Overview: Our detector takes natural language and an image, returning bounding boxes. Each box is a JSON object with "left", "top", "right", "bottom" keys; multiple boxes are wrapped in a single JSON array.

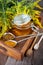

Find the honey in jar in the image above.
[{"left": 11, "top": 14, "right": 32, "bottom": 36}]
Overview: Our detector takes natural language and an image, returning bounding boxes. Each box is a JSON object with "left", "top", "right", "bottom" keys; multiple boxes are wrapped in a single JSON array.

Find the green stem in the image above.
[
  {"left": 0, "top": 0, "right": 7, "bottom": 38},
  {"left": 1, "top": 0, "right": 6, "bottom": 21}
]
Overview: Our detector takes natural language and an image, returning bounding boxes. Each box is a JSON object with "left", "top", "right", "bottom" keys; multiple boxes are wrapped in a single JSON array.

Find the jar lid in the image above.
[{"left": 12, "top": 14, "right": 31, "bottom": 26}]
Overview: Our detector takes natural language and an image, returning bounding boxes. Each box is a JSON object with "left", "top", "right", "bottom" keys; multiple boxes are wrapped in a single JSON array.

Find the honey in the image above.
[
  {"left": 3, "top": 33, "right": 15, "bottom": 40},
  {"left": 11, "top": 27, "right": 32, "bottom": 36},
  {"left": 4, "top": 40, "right": 17, "bottom": 47}
]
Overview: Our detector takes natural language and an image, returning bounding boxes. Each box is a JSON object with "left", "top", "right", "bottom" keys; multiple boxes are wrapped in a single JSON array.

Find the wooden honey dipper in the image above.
[{"left": 26, "top": 36, "right": 38, "bottom": 56}]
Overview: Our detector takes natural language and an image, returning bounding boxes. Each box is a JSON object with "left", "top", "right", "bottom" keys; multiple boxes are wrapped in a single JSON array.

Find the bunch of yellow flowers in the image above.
[
  {"left": 6, "top": 0, "right": 43, "bottom": 28},
  {"left": 0, "top": 0, "right": 43, "bottom": 38}
]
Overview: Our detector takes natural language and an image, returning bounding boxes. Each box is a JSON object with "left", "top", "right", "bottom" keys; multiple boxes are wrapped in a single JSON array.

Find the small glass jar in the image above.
[{"left": 11, "top": 14, "right": 32, "bottom": 36}]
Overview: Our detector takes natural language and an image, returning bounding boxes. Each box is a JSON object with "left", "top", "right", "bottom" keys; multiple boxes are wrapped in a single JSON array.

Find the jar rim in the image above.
[{"left": 12, "top": 14, "right": 31, "bottom": 26}]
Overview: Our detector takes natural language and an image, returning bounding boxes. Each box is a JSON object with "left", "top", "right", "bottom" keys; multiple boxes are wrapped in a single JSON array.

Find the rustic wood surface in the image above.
[
  {"left": 0, "top": 53, "right": 7, "bottom": 65},
  {"left": 5, "top": 40, "right": 43, "bottom": 65},
  {"left": 0, "top": 29, "right": 33, "bottom": 61},
  {"left": 0, "top": 39, "right": 43, "bottom": 65}
]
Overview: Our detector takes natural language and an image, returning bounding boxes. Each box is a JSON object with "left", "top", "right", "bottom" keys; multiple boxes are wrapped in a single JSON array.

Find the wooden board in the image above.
[{"left": 0, "top": 30, "right": 36, "bottom": 60}]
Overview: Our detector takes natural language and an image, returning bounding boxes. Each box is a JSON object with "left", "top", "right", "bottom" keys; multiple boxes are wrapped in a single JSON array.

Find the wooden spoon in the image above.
[{"left": 26, "top": 36, "right": 38, "bottom": 56}]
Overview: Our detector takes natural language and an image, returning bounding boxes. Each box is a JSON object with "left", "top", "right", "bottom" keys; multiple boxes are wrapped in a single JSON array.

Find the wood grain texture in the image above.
[
  {"left": 0, "top": 41, "right": 23, "bottom": 60},
  {"left": 21, "top": 32, "right": 36, "bottom": 55},
  {"left": 0, "top": 53, "right": 7, "bottom": 65}
]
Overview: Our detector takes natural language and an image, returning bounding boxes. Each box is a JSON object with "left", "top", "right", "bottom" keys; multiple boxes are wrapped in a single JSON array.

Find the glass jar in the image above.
[{"left": 11, "top": 14, "right": 32, "bottom": 36}]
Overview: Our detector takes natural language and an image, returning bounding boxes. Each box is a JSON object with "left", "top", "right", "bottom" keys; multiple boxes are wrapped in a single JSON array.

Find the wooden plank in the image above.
[
  {"left": 21, "top": 32, "right": 36, "bottom": 55},
  {"left": 0, "top": 53, "right": 7, "bottom": 65},
  {"left": 0, "top": 42, "right": 23, "bottom": 60}
]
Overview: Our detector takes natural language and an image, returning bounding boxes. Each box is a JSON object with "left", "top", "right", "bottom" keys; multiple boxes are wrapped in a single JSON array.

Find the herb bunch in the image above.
[
  {"left": 0, "top": 0, "right": 43, "bottom": 38},
  {"left": 0, "top": 0, "right": 13, "bottom": 38},
  {"left": 6, "top": 0, "right": 43, "bottom": 28},
  {"left": 11, "top": 0, "right": 43, "bottom": 28}
]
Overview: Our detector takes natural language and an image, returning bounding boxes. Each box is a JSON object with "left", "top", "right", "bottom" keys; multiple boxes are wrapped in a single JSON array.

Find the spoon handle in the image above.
[
  {"left": 17, "top": 33, "right": 43, "bottom": 43},
  {"left": 37, "top": 35, "right": 43, "bottom": 45},
  {"left": 34, "top": 35, "right": 43, "bottom": 50}
]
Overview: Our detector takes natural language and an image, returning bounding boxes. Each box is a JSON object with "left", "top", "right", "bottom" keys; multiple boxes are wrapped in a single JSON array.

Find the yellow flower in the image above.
[
  {"left": 33, "top": 17, "right": 43, "bottom": 28},
  {"left": 36, "top": 4, "right": 43, "bottom": 9}
]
